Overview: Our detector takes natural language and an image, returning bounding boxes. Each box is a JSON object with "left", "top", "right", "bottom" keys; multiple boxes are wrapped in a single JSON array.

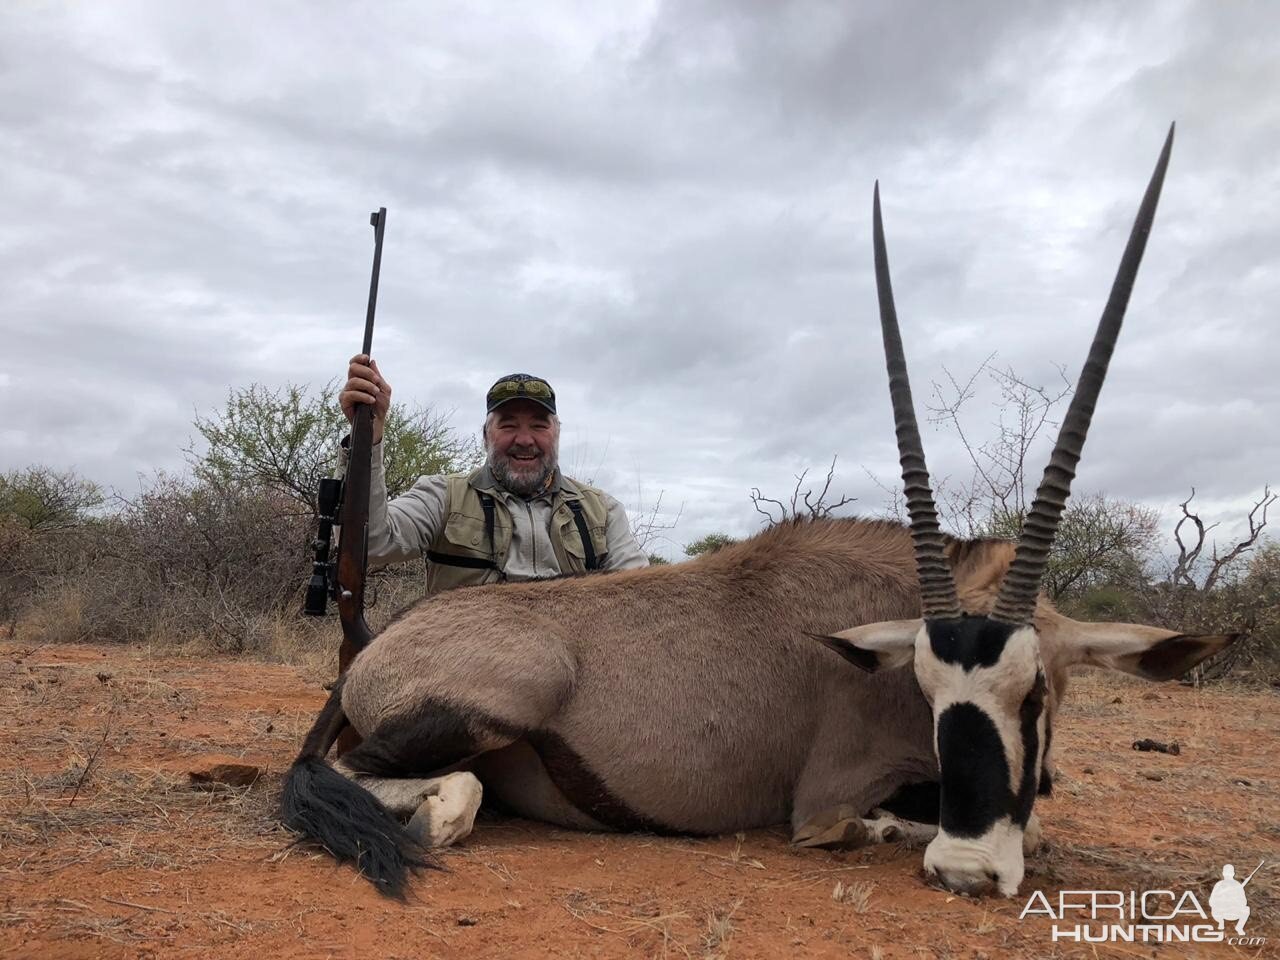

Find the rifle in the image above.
[{"left": 304, "top": 207, "right": 387, "bottom": 682}]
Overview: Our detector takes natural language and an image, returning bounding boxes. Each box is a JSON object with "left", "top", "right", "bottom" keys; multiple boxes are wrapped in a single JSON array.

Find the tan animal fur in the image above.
[{"left": 337, "top": 520, "right": 1213, "bottom": 839}]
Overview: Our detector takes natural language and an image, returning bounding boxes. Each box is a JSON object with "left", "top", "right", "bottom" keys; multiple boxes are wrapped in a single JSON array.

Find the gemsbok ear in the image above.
[
  {"left": 1065, "top": 621, "right": 1241, "bottom": 681},
  {"left": 810, "top": 619, "right": 921, "bottom": 673}
]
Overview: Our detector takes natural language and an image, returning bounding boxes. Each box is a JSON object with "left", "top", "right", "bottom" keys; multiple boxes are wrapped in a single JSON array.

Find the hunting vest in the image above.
[{"left": 423, "top": 467, "right": 611, "bottom": 595}]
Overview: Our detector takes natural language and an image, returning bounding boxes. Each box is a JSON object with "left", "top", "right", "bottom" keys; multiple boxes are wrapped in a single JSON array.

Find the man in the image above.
[{"left": 339, "top": 355, "right": 648, "bottom": 594}]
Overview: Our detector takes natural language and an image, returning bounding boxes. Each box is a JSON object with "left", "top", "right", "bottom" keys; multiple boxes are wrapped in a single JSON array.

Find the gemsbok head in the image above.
[{"left": 822, "top": 124, "right": 1238, "bottom": 896}]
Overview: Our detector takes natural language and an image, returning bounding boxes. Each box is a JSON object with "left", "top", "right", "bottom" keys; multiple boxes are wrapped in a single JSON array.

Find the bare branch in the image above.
[
  {"left": 1202, "top": 486, "right": 1275, "bottom": 591},
  {"left": 751, "top": 456, "right": 855, "bottom": 526},
  {"left": 789, "top": 469, "right": 808, "bottom": 519},
  {"left": 749, "top": 488, "right": 788, "bottom": 526},
  {"left": 1171, "top": 489, "right": 1216, "bottom": 589},
  {"left": 924, "top": 356, "right": 1074, "bottom": 534},
  {"left": 1172, "top": 488, "right": 1202, "bottom": 587},
  {"left": 629, "top": 485, "right": 684, "bottom": 551},
  {"left": 863, "top": 467, "right": 905, "bottom": 523}
]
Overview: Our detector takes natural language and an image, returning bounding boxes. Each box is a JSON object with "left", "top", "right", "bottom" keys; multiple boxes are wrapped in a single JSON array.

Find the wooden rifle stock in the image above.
[{"left": 335, "top": 207, "right": 387, "bottom": 676}]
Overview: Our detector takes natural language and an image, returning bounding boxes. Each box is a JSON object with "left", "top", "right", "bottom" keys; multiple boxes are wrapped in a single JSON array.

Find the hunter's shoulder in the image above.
[
  {"left": 560, "top": 477, "right": 633, "bottom": 520},
  {"left": 398, "top": 473, "right": 456, "bottom": 499},
  {"left": 558, "top": 474, "right": 613, "bottom": 500}
]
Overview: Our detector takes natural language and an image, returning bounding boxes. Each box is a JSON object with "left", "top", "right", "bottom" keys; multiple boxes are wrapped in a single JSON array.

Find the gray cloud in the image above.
[{"left": 2, "top": 1, "right": 1276, "bottom": 558}]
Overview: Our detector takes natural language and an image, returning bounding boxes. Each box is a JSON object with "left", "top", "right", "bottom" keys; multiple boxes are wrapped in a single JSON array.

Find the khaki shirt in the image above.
[{"left": 364, "top": 443, "right": 648, "bottom": 579}]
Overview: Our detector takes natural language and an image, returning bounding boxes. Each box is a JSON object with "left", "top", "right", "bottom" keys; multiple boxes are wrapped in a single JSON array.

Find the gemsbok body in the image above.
[{"left": 282, "top": 123, "right": 1236, "bottom": 898}]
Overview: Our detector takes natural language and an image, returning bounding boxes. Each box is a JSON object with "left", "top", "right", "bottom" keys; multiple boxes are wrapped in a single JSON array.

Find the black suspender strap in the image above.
[
  {"left": 424, "top": 492, "right": 503, "bottom": 573},
  {"left": 425, "top": 551, "right": 500, "bottom": 570},
  {"left": 480, "top": 493, "right": 498, "bottom": 566},
  {"left": 566, "top": 500, "right": 601, "bottom": 571}
]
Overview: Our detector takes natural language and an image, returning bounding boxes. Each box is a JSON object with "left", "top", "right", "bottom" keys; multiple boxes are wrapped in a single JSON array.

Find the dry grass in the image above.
[
  {"left": 0, "top": 644, "right": 307, "bottom": 894},
  {"left": 831, "top": 879, "right": 875, "bottom": 911},
  {"left": 0, "top": 761, "right": 287, "bottom": 874},
  {"left": 13, "top": 583, "right": 338, "bottom": 672},
  {"left": 0, "top": 894, "right": 287, "bottom": 948},
  {"left": 562, "top": 890, "right": 694, "bottom": 958},
  {"left": 701, "top": 898, "right": 742, "bottom": 955},
  {"left": 973, "top": 909, "right": 997, "bottom": 935},
  {"left": 13, "top": 586, "right": 93, "bottom": 646}
]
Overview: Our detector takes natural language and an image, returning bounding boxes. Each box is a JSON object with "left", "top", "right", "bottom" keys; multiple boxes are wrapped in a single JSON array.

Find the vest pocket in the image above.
[
  {"left": 441, "top": 512, "right": 496, "bottom": 559},
  {"left": 424, "top": 513, "right": 503, "bottom": 595},
  {"left": 559, "top": 514, "right": 608, "bottom": 571}
]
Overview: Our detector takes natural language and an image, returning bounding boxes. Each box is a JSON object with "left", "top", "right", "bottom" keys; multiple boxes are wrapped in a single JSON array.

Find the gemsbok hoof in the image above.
[
  {"left": 405, "top": 772, "right": 483, "bottom": 849},
  {"left": 792, "top": 805, "right": 872, "bottom": 850}
]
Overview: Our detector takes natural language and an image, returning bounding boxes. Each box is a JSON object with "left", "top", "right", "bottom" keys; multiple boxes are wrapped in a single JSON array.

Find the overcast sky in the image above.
[{"left": 3, "top": 1, "right": 1277, "bottom": 560}]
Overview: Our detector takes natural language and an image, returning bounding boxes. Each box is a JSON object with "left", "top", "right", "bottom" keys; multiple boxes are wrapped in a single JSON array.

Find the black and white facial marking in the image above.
[{"left": 912, "top": 617, "right": 1050, "bottom": 897}]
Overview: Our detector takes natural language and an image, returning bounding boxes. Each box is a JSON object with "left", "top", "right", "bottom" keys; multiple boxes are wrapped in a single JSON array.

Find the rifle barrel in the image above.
[{"left": 363, "top": 208, "right": 386, "bottom": 355}]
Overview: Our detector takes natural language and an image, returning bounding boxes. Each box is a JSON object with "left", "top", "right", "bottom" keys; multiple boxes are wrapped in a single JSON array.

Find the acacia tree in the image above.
[
  {"left": 0, "top": 466, "right": 102, "bottom": 531},
  {"left": 685, "top": 533, "right": 738, "bottom": 558},
  {"left": 188, "top": 381, "right": 480, "bottom": 516},
  {"left": 1041, "top": 494, "right": 1159, "bottom": 601}
]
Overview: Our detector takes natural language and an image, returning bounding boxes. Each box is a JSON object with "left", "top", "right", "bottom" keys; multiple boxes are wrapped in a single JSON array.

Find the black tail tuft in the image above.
[{"left": 280, "top": 756, "right": 436, "bottom": 899}]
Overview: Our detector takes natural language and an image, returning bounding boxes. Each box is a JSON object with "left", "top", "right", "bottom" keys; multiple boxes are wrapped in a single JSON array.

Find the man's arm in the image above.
[
  {"left": 337, "top": 354, "right": 449, "bottom": 567},
  {"left": 337, "top": 439, "right": 449, "bottom": 567},
  {"left": 599, "top": 492, "right": 650, "bottom": 571}
]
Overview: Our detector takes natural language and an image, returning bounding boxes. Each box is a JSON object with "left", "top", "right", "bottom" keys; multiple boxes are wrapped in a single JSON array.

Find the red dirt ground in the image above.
[{"left": 0, "top": 641, "right": 1275, "bottom": 959}]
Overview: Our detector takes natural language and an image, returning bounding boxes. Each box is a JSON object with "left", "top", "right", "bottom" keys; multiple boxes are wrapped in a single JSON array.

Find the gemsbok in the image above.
[{"left": 282, "top": 122, "right": 1236, "bottom": 898}]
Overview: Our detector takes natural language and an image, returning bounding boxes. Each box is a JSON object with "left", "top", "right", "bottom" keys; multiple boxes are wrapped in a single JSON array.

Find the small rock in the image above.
[
  {"left": 1141, "top": 691, "right": 1161, "bottom": 701},
  {"left": 96, "top": 671, "right": 113, "bottom": 683},
  {"left": 1082, "top": 767, "right": 1095, "bottom": 775},
  {"left": 1110, "top": 696, "right": 1123, "bottom": 704},
  {"left": 1141, "top": 771, "right": 1164, "bottom": 782},
  {"left": 1132, "top": 739, "right": 1180, "bottom": 755},
  {"left": 187, "top": 755, "right": 263, "bottom": 787},
  {"left": 457, "top": 916, "right": 478, "bottom": 927},
  {"left": 1232, "top": 778, "right": 1252, "bottom": 787}
]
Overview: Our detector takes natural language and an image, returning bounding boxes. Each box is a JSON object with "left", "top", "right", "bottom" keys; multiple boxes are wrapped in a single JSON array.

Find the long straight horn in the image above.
[
  {"left": 874, "top": 183, "right": 962, "bottom": 621},
  {"left": 991, "top": 124, "right": 1175, "bottom": 625}
]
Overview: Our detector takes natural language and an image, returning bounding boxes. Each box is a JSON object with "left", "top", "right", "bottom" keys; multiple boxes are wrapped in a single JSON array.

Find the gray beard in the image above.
[{"left": 488, "top": 450, "right": 557, "bottom": 498}]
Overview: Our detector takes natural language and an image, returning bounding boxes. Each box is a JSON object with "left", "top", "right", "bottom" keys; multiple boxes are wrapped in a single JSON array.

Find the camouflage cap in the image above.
[{"left": 485, "top": 373, "right": 557, "bottom": 415}]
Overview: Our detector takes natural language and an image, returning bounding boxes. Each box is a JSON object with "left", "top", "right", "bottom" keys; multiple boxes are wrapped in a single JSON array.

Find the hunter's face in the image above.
[{"left": 486, "top": 399, "right": 559, "bottom": 497}]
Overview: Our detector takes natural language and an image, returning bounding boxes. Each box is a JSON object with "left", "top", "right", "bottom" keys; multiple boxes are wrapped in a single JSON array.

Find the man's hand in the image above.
[{"left": 339, "top": 354, "right": 392, "bottom": 445}]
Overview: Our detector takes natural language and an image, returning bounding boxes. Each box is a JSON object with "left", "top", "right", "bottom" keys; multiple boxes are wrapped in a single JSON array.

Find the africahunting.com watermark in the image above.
[{"left": 1020, "top": 861, "right": 1266, "bottom": 946}]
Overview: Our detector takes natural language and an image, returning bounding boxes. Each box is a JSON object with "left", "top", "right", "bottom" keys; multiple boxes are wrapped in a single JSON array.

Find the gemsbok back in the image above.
[{"left": 282, "top": 123, "right": 1237, "bottom": 898}]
